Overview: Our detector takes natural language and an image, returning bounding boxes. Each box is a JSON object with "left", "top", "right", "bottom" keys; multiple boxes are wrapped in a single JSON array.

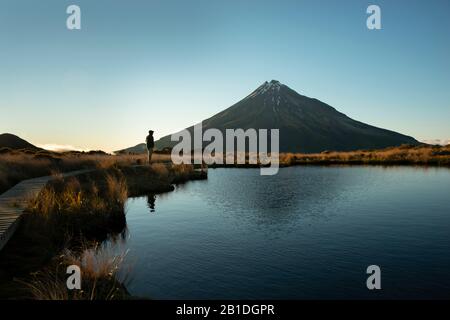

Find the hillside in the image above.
[{"left": 0, "top": 133, "right": 41, "bottom": 151}]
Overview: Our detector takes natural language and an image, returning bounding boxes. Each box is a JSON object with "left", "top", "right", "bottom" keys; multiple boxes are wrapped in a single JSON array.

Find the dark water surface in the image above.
[{"left": 113, "top": 167, "right": 450, "bottom": 299}]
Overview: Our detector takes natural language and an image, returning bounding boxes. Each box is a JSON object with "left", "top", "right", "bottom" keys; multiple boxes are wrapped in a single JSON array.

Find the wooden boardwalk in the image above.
[{"left": 0, "top": 170, "right": 93, "bottom": 251}]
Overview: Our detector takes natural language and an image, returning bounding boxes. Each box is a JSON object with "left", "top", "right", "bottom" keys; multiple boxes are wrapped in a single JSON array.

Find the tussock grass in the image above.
[
  {"left": 28, "top": 172, "right": 127, "bottom": 217},
  {"left": 150, "top": 163, "right": 170, "bottom": 179},
  {"left": 11, "top": 169, "right": 128, "bottom": 257},
  {"left": 22, "top": 243, "right": 129, "bottom": 300}
]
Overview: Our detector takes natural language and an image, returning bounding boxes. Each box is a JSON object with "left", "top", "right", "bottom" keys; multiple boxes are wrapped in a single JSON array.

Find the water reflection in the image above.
[
  {"left": 198, "top": 167, "right": 365, "bottom": 231},
  {"left": 146, "top": 194, "right": 156, "bottom": 213}
]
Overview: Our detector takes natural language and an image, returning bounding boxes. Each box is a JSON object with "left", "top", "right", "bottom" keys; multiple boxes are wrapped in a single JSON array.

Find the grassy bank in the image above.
[
  {"left": 207, "top": 144, "right": 450, "bottom": 168},
  {"left": 283, "top": 144, "right": 450, "bottom": 166},
  {"left": 0, "top": 163, "right": 206, "bottom": 299},
  {"left": 0, "top": 149, "right": 171, "bottom": 194}
]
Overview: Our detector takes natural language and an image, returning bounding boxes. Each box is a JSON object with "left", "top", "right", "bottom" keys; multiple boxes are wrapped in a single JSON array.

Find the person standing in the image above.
[{"left": 146, "top": 130, "right": 155, "bottom": 164}]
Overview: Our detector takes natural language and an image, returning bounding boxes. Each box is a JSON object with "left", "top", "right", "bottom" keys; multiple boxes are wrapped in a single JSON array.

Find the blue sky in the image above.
[{"left": 1, "top": 0, "right": 449, "bottom": 151}]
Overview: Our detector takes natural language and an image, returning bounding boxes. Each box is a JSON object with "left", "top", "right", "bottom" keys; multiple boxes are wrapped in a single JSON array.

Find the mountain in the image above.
[
  {"left": 119, "top": 80, "right": 418, "bottom": 154},
  {"left": 0, "top": 133, "right": 41, "bottom": 150}
]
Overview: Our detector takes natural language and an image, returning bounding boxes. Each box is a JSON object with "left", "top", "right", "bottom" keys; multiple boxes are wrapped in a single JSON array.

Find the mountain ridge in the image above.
[{"left": 117, "top": 80, "right": 418, "bottom": 154}]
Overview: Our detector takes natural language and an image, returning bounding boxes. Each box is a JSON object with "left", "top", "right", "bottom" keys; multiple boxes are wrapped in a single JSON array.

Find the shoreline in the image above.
[
  {"left": 209, "top": 161, "right": 450, "bottom": 169},
  {"left": 208, "top": 144, "right": 450, "bottom": 169},
  {"left": 0, "top": 164, "right": 207, "bottom": 300}
]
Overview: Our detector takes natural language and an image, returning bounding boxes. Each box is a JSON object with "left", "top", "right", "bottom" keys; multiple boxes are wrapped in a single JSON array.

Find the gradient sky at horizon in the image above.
[{"left": 1, "top": 0, "right": 449, "bottom": 152}]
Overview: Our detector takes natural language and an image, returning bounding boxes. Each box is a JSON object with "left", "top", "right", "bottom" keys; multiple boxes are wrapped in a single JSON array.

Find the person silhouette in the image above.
[{"left": 146, "top": 130, "right": 155, "bottom": 164}]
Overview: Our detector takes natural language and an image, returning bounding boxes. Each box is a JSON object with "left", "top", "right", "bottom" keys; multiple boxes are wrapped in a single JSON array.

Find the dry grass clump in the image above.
[
  {"left": 22, "top": 243, "right": 129, "bottom": 300},
  {"left": 150, "top": 163, "right": 170, "bottom": 180},
  {"left": 25, "top": 170, "right": 128, "bottom": 248},
  {"left": 28, "top": 173, "right": 127, "bottom": 218},
  {"left": 169, "top": 163, "right": 196, "bottom": 182}
]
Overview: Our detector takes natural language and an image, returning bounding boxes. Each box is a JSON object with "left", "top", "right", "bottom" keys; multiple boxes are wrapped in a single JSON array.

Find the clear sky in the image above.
[{"left": 1, "top": 0, "right": 449, "bottom": 152}]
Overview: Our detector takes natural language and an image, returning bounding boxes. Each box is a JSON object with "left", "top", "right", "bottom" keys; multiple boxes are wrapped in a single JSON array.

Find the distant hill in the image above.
[
  {"left": 119, "top": 80, "right": 418, "bottom": 154},
  {"left": 115, "top": 143, "right": 147, "bottom": 154},
  {"left": 0, "top": 133, "right": 41, "bottom": 151}
]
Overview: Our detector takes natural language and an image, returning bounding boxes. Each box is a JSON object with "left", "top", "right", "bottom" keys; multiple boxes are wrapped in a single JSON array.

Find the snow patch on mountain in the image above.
[{"left": 246, "top": 80, "right": 283, "bottom": 99}]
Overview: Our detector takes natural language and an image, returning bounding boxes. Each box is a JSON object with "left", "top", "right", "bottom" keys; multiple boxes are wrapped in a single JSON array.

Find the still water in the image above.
[{"left": 114, "top": 167, "right": 450, "bottom": 299}]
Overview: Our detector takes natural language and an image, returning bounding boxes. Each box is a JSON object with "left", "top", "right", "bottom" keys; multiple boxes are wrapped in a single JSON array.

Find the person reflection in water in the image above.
[{"left": 147, "top": 194, "right": 156, "bottom": 213}]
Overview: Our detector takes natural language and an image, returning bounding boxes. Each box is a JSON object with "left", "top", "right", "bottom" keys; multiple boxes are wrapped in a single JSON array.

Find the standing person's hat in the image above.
[{"left": 149, "top": 130, "right": 154, "bottom": 134}]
